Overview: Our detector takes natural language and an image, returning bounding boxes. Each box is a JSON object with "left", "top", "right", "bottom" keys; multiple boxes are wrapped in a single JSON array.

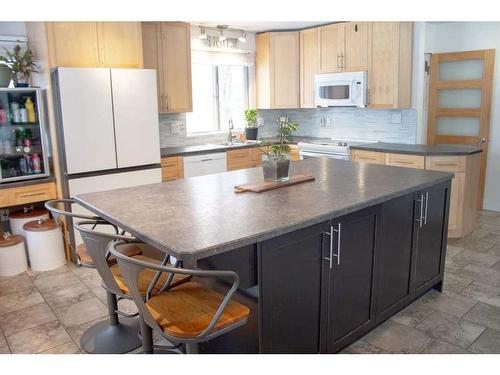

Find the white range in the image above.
[{"left": 297, "top": 139, "right": 377, "bottom": 160}]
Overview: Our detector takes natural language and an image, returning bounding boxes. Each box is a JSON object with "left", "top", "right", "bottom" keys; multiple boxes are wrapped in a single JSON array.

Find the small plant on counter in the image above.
[
  {"left": 259, "top": 118, "right": 299, "bottom": 159},
  {"left": 244, "top": 109, "right": 258, "bottom": 128},
  {"left": 0, "top": 44, "right": 38, "bottom": 87},
  {"left": 244, "top": 109, "right": 259, "bottom": 140},
  {"left": 258, "top": 117, "right": 299, "bottom": 183}
]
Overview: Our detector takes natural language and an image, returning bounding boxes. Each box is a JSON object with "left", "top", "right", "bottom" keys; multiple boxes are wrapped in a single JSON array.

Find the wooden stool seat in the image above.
[
  {"left": 77, "top": 243, "right": 143, "bottom": 267},
  {"left": 111, "top": 255, "right": 191, "bottom": 296},
  {"left": 145, "top": 281, "right": 250, "bottom": 339}
]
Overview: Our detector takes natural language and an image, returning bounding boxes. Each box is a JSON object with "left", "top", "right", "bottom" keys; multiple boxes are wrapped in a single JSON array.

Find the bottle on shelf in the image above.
[
  {"left": 25, "top": 97, "right": 36, "bottom": 123},
  {"left": 10, "top": 102, "right": 20, "bottom": 123},
  {"left": 0, "top": 102, "right": 7, "bottom": 123},
  {"left": 20, "top": 108, "right": 28, "bottom": 123},
  {"left": 32, "top": 153, "right": 42, "bottom": 174}
]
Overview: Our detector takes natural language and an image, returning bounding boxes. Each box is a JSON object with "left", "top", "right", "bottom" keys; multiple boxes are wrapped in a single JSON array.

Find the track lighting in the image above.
[
  {"left": 218, "top": 29, "right": 227, "bottom": 42},
  {"left": 199, "top": 26, "right": 208, "bottom": 40},
  {"left": 238, "top": 32, "right": 247, "bottom": 43}
]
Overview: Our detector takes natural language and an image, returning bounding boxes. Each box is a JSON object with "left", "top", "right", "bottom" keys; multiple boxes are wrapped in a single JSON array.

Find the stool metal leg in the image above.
[
  {"left": 139, "top": 316, "right": 154, "bottom": 354},
  {"left": 185, "top": 343, "right": 199, "bottom": 354},
  {"left": 79, "top": 291, "right": 142, "bottom": 354}
]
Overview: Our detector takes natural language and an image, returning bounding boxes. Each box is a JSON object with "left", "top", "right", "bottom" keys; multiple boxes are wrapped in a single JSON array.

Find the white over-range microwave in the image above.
[{"left": 314, "top": 71, "right": 367, "bottom": 107}]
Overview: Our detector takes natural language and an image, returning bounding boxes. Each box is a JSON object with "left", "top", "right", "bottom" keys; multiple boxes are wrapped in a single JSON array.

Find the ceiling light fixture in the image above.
[
  {"left": 199, "top": 26, "right": 208, "bottom": 40},
  {"left": 238, "top": 32, "right": 247, "bottom": 43},
  {"left": 218, "top": 29, "right": 227, "bottom": 42}
]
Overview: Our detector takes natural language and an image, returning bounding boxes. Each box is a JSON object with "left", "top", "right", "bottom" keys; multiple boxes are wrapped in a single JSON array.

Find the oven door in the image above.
[{"left": 299, "top": 151, "right": 349, "bottom": 160}]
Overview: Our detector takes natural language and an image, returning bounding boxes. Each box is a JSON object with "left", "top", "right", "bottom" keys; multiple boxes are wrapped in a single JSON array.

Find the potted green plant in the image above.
[
  {"left": 244, "top": 109, "right": 258, "bottom": 140},
  {"left": 0, "top": 45, "right": 38, "bottom": 87},
  {"left": 258, "top": 118, "right": 299, "bottom": 183}
]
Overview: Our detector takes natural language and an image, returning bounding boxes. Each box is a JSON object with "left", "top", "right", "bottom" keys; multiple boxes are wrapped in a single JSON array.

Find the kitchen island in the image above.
[{"left": 76, "top": 158, "right": 453, "bottom": 353}]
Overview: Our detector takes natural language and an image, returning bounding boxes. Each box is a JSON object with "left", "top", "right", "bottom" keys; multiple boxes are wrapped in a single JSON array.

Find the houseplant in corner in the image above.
[
  {"left": 0, "top": 44, "right": 38, "bottom": 87},
  {"left": 259, "top": 117, "right": 299, "bottom": 183},
  {"left": 244, "top": 109, "right": 259, "bottom": 140}
]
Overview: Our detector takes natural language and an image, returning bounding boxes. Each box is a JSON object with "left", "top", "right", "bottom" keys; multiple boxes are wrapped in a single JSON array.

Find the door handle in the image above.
[
  {"left": 416, "top": 193, "right": 424, "bottom": 228},
  {"left": 424, "top": 191, "right": 429, "bottom": 225},
  {"left": 323, "top": 226, "right": 334, "bottom": 269}
]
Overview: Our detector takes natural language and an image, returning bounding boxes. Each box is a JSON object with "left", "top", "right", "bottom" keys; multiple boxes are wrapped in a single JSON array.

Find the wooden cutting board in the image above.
[{"left": 234, "top": 174, "right": 315, "bottom": 193}]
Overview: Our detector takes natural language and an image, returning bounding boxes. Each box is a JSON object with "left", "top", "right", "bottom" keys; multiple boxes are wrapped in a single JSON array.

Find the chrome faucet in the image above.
[{"left": 227, "top": 118, "right": 234, "bottom": 145}]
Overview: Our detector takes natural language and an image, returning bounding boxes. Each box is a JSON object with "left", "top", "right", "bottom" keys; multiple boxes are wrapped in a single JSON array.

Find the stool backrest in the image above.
[
  {"left": 75, "top": 220, "right": 135, "bottom": 297},
  {"left": 45, "top": 199, "right": 100, "bottom": 224},
  {"left": 109, "top": 240, "right": 241, "bottom": 343}
]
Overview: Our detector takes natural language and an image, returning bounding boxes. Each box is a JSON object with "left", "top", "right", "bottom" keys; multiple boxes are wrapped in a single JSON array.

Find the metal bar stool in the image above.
[
  {"left": 109, "top": 239, "right": 250, "bottom": 354},
  {"left": 45, "top": 199, "right": 141, "bottom": 267},
  {"left": 75, "top": 220, "right": 191, "bottom": 354}
]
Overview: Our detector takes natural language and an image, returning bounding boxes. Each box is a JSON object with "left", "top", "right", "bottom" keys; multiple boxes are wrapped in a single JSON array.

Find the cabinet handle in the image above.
[
  {"left": 333, "top": 223, "right": 341, "bottom": 266},
  {"left": 101, "top": 47, "right": 105, "bottom": 66},
  {"left": 424, "top": 191, "right": 429, "bottom": 225},
  {"left": 165, "top": 94, "right": 169, "bottom": 111},
  {"left": 323, "top": 226, "right": 334, "bottom": 269},
  {"left": 416, "top": 193, "right": 424, "bottom": 228},
  {"left": 341, "top": 53, "right": 345, "bottom": 70},
  {"left": 200, "top": 158, "right": 214, "bottom": 162},
  {"left": 95, "top": 48, "right": 99, "bottom": 66},
  {"left": 336, "top": 53, "right": 340, "bottom": 69},
  {"left": 19, "top": 192, "right": 47, "bottom": 198},
  {"left": 433, "top": 163, "right": 457, "bottom": 167},
  {"left": 393, "top": 160, "right": 414, "bottom": 165}
]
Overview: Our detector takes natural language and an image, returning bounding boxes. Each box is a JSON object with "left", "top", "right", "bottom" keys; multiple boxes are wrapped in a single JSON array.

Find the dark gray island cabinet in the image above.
[{"left": 75, "top": 159, "right": 452, "bottom": 354}]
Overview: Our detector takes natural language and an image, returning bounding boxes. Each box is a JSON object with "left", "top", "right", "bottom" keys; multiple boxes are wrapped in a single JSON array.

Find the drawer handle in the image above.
[
  {"left": 393, "top": 160, "right": 415, "bottom": 165},
  {"left": 163, "top": 163, "right": 178, "bottom": 167},
  {"left": 19, "top": 192, "right": 47, "bottom": 198},
  {"left": 359, "top": 156, "right": 376, "bottom": 160},
  {"left": 200, "top": 158, "right": 214, "bottom": 162},
  {"left": 434, "top": 163, "right": 457, "bottom": 167}
]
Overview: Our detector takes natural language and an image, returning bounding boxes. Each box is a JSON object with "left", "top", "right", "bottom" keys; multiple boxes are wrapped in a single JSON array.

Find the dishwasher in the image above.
[{"left": 183, "top": 152, "right": 227, "bottom": 178}]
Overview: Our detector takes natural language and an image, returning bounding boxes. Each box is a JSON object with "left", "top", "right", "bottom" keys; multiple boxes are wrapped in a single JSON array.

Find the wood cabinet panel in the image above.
[
  {"left": 4, "top": 182, "right": 57, "bottom": 207},
  {"left": 344, "top": 22, "right": 369, "bottom": 72},
  {"left": 300, "top": 28, "right": 319, "bottom": 108},
  {"left": 369, "top": 22, "right": 413, "bottom": 109},
  {"left": 385, "top": 153, "right": 425, "bottom": 169},
  {"left": 47, "top": 22, "right": 99, "bottom": 67},
  {"left": 289, "top": 145, "right": 300, "bottom": 161},
  {"left": 318, "top": 23, "right": 345, "bottom": 73},
  {"left": 98, "top": 22, "right": 143, "bottom": 68},
  {"left": 227, "top": 148, "right": 255, "bottom": 171},
  {"left": 351, "top": 150, "right": 385, "bottom": 165},
  {"left": 426, "top": 155, "right": 466, "bottom": 173},
  {"left": 141, "top": 23, "right": 163, "bottom": 112},
  {"left": 161, "top": 156, "right": 183, "bottom": 181},
  {"left": 161, "top": 22, "right": 192, "bottom": 113},
  {"left": 271, "top": 32, "right": 300, "bottom": 108}
]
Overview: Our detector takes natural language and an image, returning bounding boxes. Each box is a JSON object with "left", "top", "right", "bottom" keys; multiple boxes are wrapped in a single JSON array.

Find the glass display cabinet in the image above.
[{"left": 0, "top": 88, "right": 50, "bottom": 183}]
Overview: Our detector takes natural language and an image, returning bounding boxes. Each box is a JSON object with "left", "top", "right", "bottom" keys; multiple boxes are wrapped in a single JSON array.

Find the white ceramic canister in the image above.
[
  {"left": 9, "top": 207, "right": 50, "bottom": 238},
  {"left": 24, "top": 218, "right": 66, "bottom": 272},
  {"left": 0, "top": 233, "right": 28, "bottom": 277}
]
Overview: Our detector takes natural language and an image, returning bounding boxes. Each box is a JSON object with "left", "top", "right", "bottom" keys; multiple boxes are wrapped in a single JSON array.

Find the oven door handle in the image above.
[{"left": 299, "top": 150, "right": 349, "bottom": 160}]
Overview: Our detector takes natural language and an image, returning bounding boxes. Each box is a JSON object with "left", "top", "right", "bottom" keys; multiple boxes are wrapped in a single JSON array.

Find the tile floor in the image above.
[{"left": 1, "top": 210, "right": 500, "bottom": 354}]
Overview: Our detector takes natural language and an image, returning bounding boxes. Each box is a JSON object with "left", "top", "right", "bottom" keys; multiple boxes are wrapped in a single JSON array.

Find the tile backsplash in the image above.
[{"left": 159, "top": 107, "right": 417, "bottom": 147}]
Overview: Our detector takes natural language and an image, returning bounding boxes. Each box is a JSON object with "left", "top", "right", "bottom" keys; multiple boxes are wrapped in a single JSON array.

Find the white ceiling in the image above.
[{"left": 194, "top": 21, "right": 330, "bottom": 32}]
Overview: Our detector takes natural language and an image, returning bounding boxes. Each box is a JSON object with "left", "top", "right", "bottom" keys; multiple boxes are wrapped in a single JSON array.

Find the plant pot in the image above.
[
  {"left": 245, "top": 127, "right": 258, "bottom": 141},
  {"left": 0, "top": 66, "right": 11, "bottom": 87},
  {"left": 261, "top": 154, "right": 291, "bottom": 183},
  {"left": 13, "top": 72, "right": 29, "bottom": 88}
]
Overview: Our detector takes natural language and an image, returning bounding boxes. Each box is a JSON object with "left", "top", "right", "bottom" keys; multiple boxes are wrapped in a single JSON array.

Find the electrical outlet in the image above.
[
  {"left": 170, "top": 122, "right": 181, "bottom": 134},
  {"left": 257, "top": 117, "right": 264, "bottom": 127},
  {"left": 391, "top": 113, "right": 402, "bottom": 124}
]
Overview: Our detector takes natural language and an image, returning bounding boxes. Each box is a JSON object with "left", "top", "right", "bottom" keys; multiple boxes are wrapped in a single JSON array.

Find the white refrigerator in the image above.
[{"left": 52, "top": 67, "right": 162, "bottom": 251}]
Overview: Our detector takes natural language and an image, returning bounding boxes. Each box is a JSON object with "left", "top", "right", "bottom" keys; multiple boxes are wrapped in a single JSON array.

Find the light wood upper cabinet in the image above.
[
  {"left": 47, "top": 22, "right": 100, "bottom": 67},
  {"left": 300, "top": 28, "right": 319, "bottom": 108},
  {"left": 344, "top": 22, "right": 369, "bottom": 71},
  {"left": 368, "top": 22, "right": 413, "bottom": 109},
  {"left": 318, "top": 23, "right": 345, "bottom": 73},
  {"left": 46, "top": 22, "right": 143, "bottom": 68},
  {"left": 256, "top": 31, "right": 299, "bottom": 109},
  {"left": 142, "top": 22, "right": 192, "bottom": 113},
  {"left": 98, "top": 22, "right": 143, "bottom": 68}
]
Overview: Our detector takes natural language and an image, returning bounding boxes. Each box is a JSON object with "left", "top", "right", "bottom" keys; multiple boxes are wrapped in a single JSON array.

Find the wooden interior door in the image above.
[
  {"left": 98, "top": 22, "right": 143, "bottom": 68},
  {"left": 427, "top": 49, "right": 495, "bottom": 208}
]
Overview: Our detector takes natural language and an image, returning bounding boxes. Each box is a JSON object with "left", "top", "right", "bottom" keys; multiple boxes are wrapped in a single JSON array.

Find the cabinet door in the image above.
[
  {"left": 375, "top": 194, "right": 415, "bottom": 321},
  {"left": 98, "top": 22, "right": 143, "bottom": 68},
  {"left": 413, "top": 182, "right": 449, "bottom": 293},
  {"left": 323, "top": 206, "right": 378, "bottom": 353},
  {"left": 48, "top": 22, "right": 99, "bottom": 67},
  {"left": 369, "top": 22, "right": 399, "bottom": 108},
  {"left": 142, "top": 22, "right": 165, "bottom": 112},
  {"left": 344, "top": 22, "right": 369, "bottom": 71},
  {"left": 318, "top": 23, "right": 345, "bottom": 73},
  {"left": 270, "top": 32, "right": 300, "bottom": 108},
  {"left": 260, "top": 222, "right": 329, "bottom": 353},
  {"left": 300, "top": 28, "right": 319, "bottom": 108},
  {"left": 161, "top": 22, "right": 192, "bottom": 113}
]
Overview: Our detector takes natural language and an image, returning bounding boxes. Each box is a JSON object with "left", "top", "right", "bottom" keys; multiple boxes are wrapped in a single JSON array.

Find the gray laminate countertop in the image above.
[
  {"left": 350, "top": 142, "right": 482, "bottom": 156},
  {"left": 75, "top": 159, "right": 452, "bottom": 261}
]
